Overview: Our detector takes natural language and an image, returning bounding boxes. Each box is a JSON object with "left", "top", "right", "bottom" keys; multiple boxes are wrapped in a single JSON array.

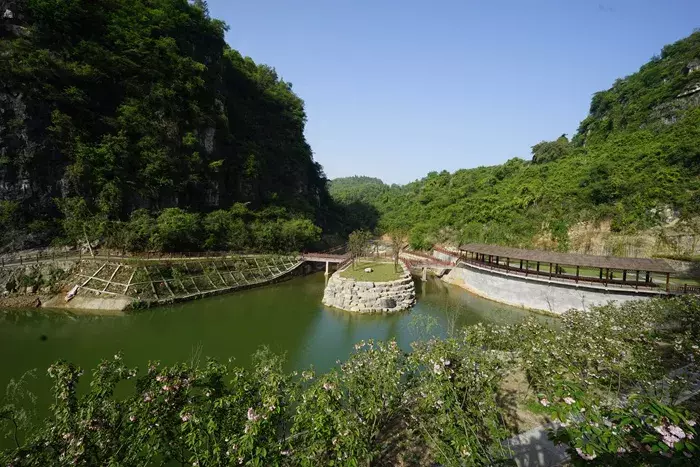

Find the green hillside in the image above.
[
  {"left": 331, "top": 32, "right": 700, "bottom": 251},
  {"left": 0, "top": 0, "right": 332, "bottom": 252}
]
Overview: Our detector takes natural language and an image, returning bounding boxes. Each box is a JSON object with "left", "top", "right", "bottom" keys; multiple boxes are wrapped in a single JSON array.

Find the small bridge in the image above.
[
  {"left": 300, "top": 252, "right": 350, "bottom": 275},
  {"left": 400, "top": 251, "right": 454, "bottom": 280},
  {"left": 301, "top": 253, "right": 350, "bottom": 263}
]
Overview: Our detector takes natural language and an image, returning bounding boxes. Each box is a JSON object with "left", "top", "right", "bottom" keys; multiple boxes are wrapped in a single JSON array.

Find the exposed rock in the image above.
[
  {"left": 685, "top": 59, "right": 700, "bottom": 74},
  {"left": 379, "top": 297, "right": 396, "bottom": 309}
]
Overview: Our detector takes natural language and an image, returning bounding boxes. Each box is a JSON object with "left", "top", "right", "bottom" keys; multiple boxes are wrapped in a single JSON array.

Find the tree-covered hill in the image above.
[
  {"left": 0, "top": 0, "right": 333, "bottom": 251},
  {"left": 329, "top": 176, "right": 387, "bottom": 203},
  {"left": 331, "top": 32, "right": 700, "bottom": 252}
]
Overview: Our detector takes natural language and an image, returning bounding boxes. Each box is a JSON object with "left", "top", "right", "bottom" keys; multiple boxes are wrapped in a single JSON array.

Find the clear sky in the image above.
[{"left": 208, "top": 0, "right": 699, "bottom": 184}]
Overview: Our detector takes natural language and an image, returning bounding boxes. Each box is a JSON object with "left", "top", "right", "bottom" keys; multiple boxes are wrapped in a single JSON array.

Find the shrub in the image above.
[{"left": 154, "top": 208, "right": 202, "bottom": 251}]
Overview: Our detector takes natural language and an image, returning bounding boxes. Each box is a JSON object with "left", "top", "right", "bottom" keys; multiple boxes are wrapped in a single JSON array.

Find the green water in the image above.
[{"left": 0, "top": 273, "right": 549, "bottom": 423}]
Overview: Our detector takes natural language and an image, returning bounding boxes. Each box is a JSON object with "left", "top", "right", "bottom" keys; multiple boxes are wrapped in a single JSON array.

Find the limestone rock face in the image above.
[{"left": 322, "top": 262, "right": 416, "bottom": 313}]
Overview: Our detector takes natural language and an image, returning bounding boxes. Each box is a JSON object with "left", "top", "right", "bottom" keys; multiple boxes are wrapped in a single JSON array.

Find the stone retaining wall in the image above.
[{"left": 322, "top": 262, "right": 416, "bottom": 312}]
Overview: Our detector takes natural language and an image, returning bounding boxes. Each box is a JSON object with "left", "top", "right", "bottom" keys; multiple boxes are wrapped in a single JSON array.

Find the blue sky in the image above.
[{"left": 208, "top": 0, "right": 699, "bottom": 184}]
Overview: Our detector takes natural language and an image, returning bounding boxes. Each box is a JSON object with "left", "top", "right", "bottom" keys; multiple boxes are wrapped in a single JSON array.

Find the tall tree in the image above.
[{"left": 348, "top": 230, "right": 371, "bottom": 269}]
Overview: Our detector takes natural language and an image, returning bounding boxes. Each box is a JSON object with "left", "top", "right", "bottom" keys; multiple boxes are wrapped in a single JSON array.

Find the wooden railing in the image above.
[
  {"left": 400, "top": 250, "right": 454, "bottom": 267},
  {"left": 668, "top": 283, "right": 700, "bottom": 295},
  {"left": 0, "top": 248, "right": 320, "bottom": 268}
]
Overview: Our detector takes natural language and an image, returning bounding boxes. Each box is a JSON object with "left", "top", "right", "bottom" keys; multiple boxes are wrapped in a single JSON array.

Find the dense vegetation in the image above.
[
  {"left": 2, "top": 296, "right": 699, "bottom": 465},
  {"left": 331, "top": 32, "right": 700, "bottom": 251},
  {"left": 0, "top": 0, "right": 342, "bottom": 252}
]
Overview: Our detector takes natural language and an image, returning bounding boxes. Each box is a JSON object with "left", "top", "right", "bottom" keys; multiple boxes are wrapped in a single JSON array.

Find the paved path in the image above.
[{"left": 505, "top": 422, "right": 568, "bottom": 467}]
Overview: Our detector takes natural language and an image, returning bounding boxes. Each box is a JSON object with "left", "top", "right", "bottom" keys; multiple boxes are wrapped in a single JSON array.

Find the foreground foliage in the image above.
[{"left": 2, "top": 297, "right": 700, "bottom": 465}]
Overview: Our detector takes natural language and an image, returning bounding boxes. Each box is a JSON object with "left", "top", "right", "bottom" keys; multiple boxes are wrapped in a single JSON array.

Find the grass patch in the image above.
[{"left": 339, "top": 261, "right": 402, "bottom": 282}]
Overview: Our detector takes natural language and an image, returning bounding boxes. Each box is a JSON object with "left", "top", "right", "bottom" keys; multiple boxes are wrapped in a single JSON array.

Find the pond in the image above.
[{"left": 0, "top": 273, "right": 552, "bottom": 426}]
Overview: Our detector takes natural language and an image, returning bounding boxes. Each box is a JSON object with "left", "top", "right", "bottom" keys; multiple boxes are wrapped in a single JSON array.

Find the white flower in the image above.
[
  {"left": 3, "top": 9, "right": 13, "bottom": 19},
  {"left": 575, "top": 447, "right": 597, "bottom": 460},
  {"left": 539, "top": 398, "right": 550, "bottom": 407},
  {"left": 563, "top": 397, "right": 575, "bottom": 405}
]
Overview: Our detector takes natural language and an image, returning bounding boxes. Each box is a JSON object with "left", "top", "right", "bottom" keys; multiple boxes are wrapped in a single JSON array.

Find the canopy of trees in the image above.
[
  {"left": 331, "top": 32, "right": 700, "bottom": 251},
  {"left": 0, "top": 0, "right": 331, "bottom": 251}
]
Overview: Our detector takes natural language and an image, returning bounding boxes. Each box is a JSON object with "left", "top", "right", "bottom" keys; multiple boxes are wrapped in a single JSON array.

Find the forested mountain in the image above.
[
  {"left": 0, "top": 0, "right": 333, "bottom": 251},
  {"left": 331, "top": 32, "right": 700, "bottom": 252},
  {"left": 329, "top": 176, "right": 387, "bottom": 203}
]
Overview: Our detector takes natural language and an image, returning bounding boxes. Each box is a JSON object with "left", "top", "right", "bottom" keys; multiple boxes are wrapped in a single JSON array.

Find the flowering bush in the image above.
[
  {"left": 2, "top": 296, "right": 700, "bottom": 466},
  {"left": 545, "top": 386, "right": 698, "bottom": 465},
  {"left": 1, "top": 339, "right": 513, "bottom": 466},
  {"left": 407, "top": 337, "right": 512, "bottom": 465}
]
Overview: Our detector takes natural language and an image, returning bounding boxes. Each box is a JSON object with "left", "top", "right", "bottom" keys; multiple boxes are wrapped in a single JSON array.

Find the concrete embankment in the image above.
[
  {"left": 442, "top": 262, "right": 661, "bottom": 314},
  {"left": 322, "top": 263, "right": 416, "bottom": 313}
]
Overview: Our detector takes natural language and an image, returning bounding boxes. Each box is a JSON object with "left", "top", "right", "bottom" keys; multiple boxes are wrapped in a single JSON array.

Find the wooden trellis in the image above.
[{"left": 67, "top": 256, "right": 302, "bottom": 301}]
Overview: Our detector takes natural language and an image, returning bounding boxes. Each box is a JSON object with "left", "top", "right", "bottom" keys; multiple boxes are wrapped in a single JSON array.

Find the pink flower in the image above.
[
  {"left": 129, "top": 415, "right": 136, "bottom": 422},
  {"left": 539, "top": 398, "right": 550, "bottom": 407},
  {"left": 143, "top": 393, "right": 152, "bottom": 402},
  {"left": 181, "top": 413, "right": 191, "bottom": 422},
  {"left": 668, "top": 425, "right": 686, "bottom": 439},
  {"left": 162, "top": 385, "right": 170, "bottom": 392},
  {"left": 563, "top": 397, "right": 575, "bottom": 405},
  {"left": 575, "top": 447, "right": 597, "bottom": 460},
  {"left": 662, "top": 434, "right": 679, "bottom": 448}
]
